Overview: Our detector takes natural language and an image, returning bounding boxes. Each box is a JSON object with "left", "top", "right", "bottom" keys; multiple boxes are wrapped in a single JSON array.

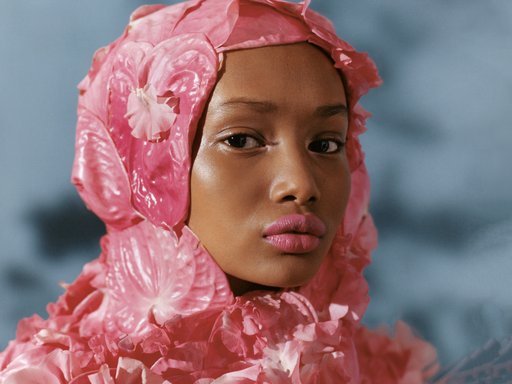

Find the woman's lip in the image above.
[
  {"left": 264, "top": 233, "right": 321, "bottom": 253},
  {"left": 263, "top": 213, "right": 326, "bottom": 237},
  {"left": 263, "top": 213, "right": 326, "bottom": 253}
]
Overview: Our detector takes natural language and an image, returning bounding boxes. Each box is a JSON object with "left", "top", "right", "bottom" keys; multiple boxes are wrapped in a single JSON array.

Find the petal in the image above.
[
  {"left": 72, "top": 107, "right": 143, "bottom": 230},
  {"left": 209, "top": 364, "right": 260, "bottom": 383},
  {"left": 221, "top": 1, "right": 309, "bottom": 51},
  {"left": 2, "top": 367, "right": 62, "bottom": 384},
  {"left": 1, "top": 348, "right": 78, "bottom": 384},
  {"left": 125, "top": 85, "right": 178, "bottom": 142},
  {"left": 107, "top": 35, "right": 218, "bottom": 229},
  {"left": 172, "top": 0, "right": 239, "bottom": 48},
  {"left": 103, "top": 221, "right": 231, "bottom": 338}
]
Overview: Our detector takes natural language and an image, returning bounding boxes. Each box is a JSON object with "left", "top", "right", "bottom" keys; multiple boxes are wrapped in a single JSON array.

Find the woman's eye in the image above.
[
  {"left": 224, "top": 134, "right": 261, "bottom": 149},
  {"left": 308, "top": 139, "right": 344, "bottom": 154}
]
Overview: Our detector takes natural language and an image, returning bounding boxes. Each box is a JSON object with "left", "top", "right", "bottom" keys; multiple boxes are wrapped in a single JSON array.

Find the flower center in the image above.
[{"left": 134, "top": 86, "right": 152, "bottom": 108}]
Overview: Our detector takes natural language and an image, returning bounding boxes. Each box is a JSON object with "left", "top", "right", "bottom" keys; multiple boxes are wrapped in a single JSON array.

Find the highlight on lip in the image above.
[{"left": 263, "top": 213, "right": 326, "bottom": 253}]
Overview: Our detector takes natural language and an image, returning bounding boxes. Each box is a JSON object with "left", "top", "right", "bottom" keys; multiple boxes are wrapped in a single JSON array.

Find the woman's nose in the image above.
[{"left": 269, "top": 147, "right": 320, "bottom": 206}]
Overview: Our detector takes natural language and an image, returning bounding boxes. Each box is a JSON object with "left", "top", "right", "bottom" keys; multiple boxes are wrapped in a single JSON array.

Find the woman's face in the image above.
[{"left": 188, "top": 43, "right": 350, "bottom": 294}]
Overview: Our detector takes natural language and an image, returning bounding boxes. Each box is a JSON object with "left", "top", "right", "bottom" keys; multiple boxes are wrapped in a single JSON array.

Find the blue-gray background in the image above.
[{"left": 1, "top": 0, "right": 511, "bottom": 366}]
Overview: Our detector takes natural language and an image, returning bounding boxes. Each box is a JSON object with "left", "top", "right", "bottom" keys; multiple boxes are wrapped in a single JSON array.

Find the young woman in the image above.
[{"left": 0, "top": 1, "right": 438, "bottom": 382}]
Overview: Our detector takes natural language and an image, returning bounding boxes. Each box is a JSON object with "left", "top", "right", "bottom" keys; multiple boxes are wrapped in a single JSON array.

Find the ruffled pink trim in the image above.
[
  {"left": 0, "top": 245, "right": 438, "bottom": 382},
  {"left": 355, "top": 321, "right": 439, "bottom": 384}
]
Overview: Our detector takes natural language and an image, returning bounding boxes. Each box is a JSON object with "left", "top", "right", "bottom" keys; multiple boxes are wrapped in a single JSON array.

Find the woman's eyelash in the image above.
[{"left": 221, "top": 133, "right": 345, "bottom": 153}]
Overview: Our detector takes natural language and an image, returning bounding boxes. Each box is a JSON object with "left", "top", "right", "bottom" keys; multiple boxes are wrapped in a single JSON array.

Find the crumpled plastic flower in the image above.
[
  {"left": 75, "top": 32, "right": 220, "bottom": 230},
  {"left": 99, "top": 221, "right": 233, "bottom": 341},
  {"left": 125, "top": 84, "right": 180, "bottom": 142}
]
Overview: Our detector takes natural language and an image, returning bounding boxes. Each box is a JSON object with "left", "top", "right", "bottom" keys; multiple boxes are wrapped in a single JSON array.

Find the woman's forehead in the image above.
[{"left": 210, "top": 43, "right": 347, "bottom": 110}]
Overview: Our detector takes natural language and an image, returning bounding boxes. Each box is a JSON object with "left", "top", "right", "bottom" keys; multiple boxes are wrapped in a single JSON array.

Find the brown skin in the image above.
[{"left": 188, "top": 43, "right": 351, "bottom": 295}]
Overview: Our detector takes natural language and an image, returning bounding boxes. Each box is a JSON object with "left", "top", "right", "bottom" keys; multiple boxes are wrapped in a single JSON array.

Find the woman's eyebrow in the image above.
[
  {"left": 314, "top": 104, "right": 348, "bottom": 118},
  {"left": 218, "top": 97, "right": 278, "bottom": 113},
  {"left": 217, "top": 98, "right": 347, "bottom": 117}
]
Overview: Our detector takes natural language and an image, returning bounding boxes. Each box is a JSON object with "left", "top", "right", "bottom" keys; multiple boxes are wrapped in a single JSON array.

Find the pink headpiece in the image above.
[{"left": 73, "top": 0, "right": 380, "bottom": 235}]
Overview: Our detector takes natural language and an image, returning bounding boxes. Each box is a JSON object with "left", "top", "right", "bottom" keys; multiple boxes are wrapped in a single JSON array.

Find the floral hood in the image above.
[{"left": 0, "top": 1, "right": 437, "bottom": 383}]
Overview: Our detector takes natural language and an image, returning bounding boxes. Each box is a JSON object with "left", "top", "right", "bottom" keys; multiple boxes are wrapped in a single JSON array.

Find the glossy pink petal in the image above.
[
  {"left": 78, "top": 41, "right": 123, "bottom": 124},
  {"left": 0, "top": 347, "right": 79, "bottom": 384},
  {"left": 2, "top": 367, "right": 63, "bottom": 384},
  {"left": 103, "top": 221, "right": 232, "bottom": 338},
  {"left": 124, "top": 1, "right": 202, "bottom": 46},
  {"left": 107, "top": 40, "right": 152, "bottom": 144},
  {"left": 260, "top": 340, "right": 301, "bottom": 383},
  {"left": 221, "top": 1, "right": 309, "bottom": 51},
  {"left": 72, "top": 107, "right": 143, "bottom": 230},
  {"left": 0, "top": 340, "right": 33, "bottom": 371},
  {"left": 106, "top": 34, "right": 219, "bottom": 228},
  {"left": 172, "top": 0, "right": 239, "bottom": 48}
]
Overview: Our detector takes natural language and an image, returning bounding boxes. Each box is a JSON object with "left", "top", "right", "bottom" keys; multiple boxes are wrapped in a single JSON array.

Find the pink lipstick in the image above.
[{"left": 263, "top": 213, "right": 326, "bottom": 254}]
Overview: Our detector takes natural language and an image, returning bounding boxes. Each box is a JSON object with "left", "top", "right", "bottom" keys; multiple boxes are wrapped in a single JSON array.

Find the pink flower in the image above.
[
  {"left": 107, "top": 32, "right": 218, "bottom": 141},
  {"left": 72, "top": 108, "right": 143, "bottom": 230},
  {"left": 125, "top": 84, "right": 179, "bottom": 142},
  {"left": 100, "top": 222, "right": 232, "bottom": 342},
  {"left": 76, "top": 31, "right": 220, "bottom": 229},
  {"left": 108, "top": 33, "right": 219, "bottom": 143}
]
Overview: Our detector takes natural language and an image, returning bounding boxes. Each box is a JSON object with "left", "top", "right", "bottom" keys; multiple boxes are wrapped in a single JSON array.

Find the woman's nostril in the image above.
[{"left": 279, "top": 193, "right": 317, "bottom": 205}]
